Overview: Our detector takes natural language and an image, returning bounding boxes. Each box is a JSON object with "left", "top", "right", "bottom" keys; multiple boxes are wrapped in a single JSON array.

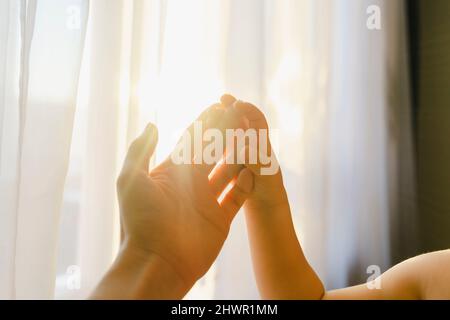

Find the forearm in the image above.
[
  {"left": 322, "top": 265, "right": 420, "bottom": 300},
  {"left": 323, "top": 251, "right": 450, "bottom": 300},
  {"left": 244, "top": 199, "right": 324, "bottom": 300},
  {"left": 90, "top": 241, "right": 192, "bottom": 300}
]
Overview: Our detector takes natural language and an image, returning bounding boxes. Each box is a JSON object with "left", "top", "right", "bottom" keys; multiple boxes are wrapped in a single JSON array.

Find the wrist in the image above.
[
  {"left": 124, "top": 241, "right": 194, "bottom": 299},
  {"left": 91, "top": 240, "right": 193, "bottom": 299},
  {"left": 247, "top": 173, "right": 290, "bottom": 213}
]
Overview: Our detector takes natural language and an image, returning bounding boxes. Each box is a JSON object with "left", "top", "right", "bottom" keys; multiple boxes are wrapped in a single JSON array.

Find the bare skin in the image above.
[
  {"left": 91, "top": 99, "right": 253, "bottom": 299},
  {"left": 230, "top": 96, "right": 450, "bottom": 300},
  {"left": 91, "top": 94, "right": 450, "bottom": 300},
  {"left": 324, "top": 250, "right": 450, "bottom": 300},
  {"left": 227, "top": 97, "right": 325, "bottom": 300}
]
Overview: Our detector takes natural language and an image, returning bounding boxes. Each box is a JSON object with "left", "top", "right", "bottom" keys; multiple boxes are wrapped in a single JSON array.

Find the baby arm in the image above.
[
  {"left": 229, "top": 98, "right": 324, "bottom": 299},
  {"left": 228, "top": 97, "right": 450, "bottom": 300},
  {"left": 324, "top": 250, "right": 450, "bottom": 300}
]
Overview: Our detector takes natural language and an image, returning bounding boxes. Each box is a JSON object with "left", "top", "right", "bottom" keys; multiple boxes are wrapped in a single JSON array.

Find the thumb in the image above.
[
  {"left": 123, "top": 123, "right": 159, "bottom": 174},
  {"left": 220, "top": 168, "right": 254, "bottom": 222}
]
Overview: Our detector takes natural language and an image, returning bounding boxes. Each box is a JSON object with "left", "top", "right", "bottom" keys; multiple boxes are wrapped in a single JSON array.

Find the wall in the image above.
[{"left": 416, "top": 0, "right": 450, "bottom": 251}]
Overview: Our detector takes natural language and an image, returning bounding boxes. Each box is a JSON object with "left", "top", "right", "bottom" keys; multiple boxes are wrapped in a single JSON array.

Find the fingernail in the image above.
[{"left": 144, "top": 123, "right": 153, "bottom": 134}]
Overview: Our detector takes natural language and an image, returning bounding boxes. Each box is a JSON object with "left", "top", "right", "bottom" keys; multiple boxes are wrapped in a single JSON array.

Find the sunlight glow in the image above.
[
  {"left": 268, "top": 52, "right": 304, "bottom": 137},
  {"left": 137, "top": 0, "right": 227, "bottom": 164}
]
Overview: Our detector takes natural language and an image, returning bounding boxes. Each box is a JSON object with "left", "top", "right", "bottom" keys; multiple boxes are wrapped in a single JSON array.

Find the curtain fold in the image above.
[
  {"left": 0, "top": 0, "right": 22, "bottom": 299},
  {"left": 76, "top": 0, "right": 174, "bottom": 297},
  {"left": 77, "top": 0, "right": 130, "bottom": 297},
  {"left": 0, "top": 0, "right": 88, "bottom": 299}
]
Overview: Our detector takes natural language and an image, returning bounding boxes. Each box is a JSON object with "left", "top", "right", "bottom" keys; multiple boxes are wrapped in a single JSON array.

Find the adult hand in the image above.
[{"left": 91, "top": 98, "right": 253, "bottom": 299}]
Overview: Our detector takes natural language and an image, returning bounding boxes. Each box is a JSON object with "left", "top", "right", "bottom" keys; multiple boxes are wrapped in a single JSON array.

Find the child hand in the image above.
[
  {"left": 221, "top": 95, "right": 324, "bottom": 300},
  {"left": 221, "top": 95, "right": 289, "bottom": 214}
]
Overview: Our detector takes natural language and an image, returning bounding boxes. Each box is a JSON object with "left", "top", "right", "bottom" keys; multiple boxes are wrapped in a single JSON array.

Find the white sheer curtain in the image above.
[
  {"left": 0, "top": 0, "right": 88, "bottom": 299},
  {"left": 0, "top": 0, "right": 415, "bottom": 299}
]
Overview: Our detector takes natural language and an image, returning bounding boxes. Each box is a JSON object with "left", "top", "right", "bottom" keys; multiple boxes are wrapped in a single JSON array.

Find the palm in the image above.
[
  {"left": 126, "top": 161, "right": 231, "bottom": 282},
  {"left": 118, "top": 100, "right": 253, "bottom": 284}
]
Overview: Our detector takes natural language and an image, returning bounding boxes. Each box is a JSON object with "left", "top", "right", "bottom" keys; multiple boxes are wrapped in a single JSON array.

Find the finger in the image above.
[
  {"left": 209, "top": 158, "right": 245, "bottom": 198},
  {"left": 122, "top": 123, "right": 158, "bottom": 174},
  {"left": 220, "top": 94, "right": 237, "bottom": 107},
  {"left": 187, "top": 103, "right": 223, "bottom": 149},
  {"left": 232, "top": 102, "right": 276, "bottom": 177},
  {"left": 194, "top": 104, "right": 243, "bottom": 176},
  {"left": 168, "top": 103, "right": 223, "bottom": 164},
  {"left": 239, "top": 145, "right": 261, "bottom": 176},
  {"left": 237, "top": 142, "right": 280, "bottom": 177},
  {"left": 233, "top": 100, "right": 269, "bottom": 130},
  {"left": 196, "top": 96, "right": 256, "bottom": 175},
  {"left": 220, "top": 168, "right": 254, "bottom": 221}
]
